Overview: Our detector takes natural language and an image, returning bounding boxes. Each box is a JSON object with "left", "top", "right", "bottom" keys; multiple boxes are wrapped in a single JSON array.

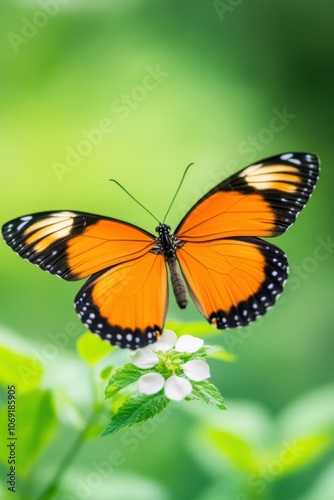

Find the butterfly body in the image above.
[
  {"left": 152, "top": 223, "right": 188, "bottom": 309},
  {"left": 2, "top": 152, "right": 320, "bottom": 349}
]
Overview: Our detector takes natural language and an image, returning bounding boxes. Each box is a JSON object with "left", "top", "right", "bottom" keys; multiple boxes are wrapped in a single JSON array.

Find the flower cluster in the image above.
[{"left": 131, "top": 329, "right": 211, "bottom": 401}]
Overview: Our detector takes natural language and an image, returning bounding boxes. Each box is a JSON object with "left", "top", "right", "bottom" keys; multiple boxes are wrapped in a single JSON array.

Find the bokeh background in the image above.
[{"left": 1, "top": 1, "right": 334, "bottom": 499}]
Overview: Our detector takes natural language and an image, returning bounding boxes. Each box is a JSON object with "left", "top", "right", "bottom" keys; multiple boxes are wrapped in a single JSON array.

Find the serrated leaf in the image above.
[
  {"left": 76, "top": 332, "right": 114, "bottom": 365},
  {"left": 105, "top": 363, "right": 144, "bottom": 398},
  {"left": 206, "top": 345, "right": 236, "bottom": 362},
  {"left": 101, "top": 393, "right": 169, "bottom": 436},
  {"left": 187, "top": 380, "right": 226, "bottom": 410},
  {"left": 165, "top": 321, "right": 220, "bottom": 338}
]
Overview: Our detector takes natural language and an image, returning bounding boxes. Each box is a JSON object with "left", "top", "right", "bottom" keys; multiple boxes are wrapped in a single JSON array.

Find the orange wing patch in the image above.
[
  {"left": 75, "top": 251, "right": 168, "bottom": 349},
  {"left": 2, "top": 211, "right": 155, "bottom": 281},
  {"left": 176, "top": 191, "right": 276, "bottom": 241},
  {"left": 66, "top": 219, "right": 154, "bottom": 279},
  {"left": 177, "top": 237, "right": 288, "bottom": 329}
]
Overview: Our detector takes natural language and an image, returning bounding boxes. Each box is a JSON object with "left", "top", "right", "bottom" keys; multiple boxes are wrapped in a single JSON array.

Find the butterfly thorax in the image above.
[
  {"left": 151, "top": 224, "right": 188, "bottom": 309},
  {"left": 152, "top": 224, "right": 183, "bottom": 260}
]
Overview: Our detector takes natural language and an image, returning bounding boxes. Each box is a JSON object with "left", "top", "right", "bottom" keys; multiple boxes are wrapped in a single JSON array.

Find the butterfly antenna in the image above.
[
  {"left": 163, "top": 163, "right": 194, "bottom": 223},
  {"left": 109, "top": 179, "right": 160, "bottom": 224}
]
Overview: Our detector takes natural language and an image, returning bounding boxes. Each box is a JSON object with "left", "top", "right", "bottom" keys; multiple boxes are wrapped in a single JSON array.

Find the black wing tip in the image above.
[
  {"left": 75, "top": 290, "right": 162, "bottom": 350},
  {"left": 272, "top": 152, "right": 320, "bottom": 173}
]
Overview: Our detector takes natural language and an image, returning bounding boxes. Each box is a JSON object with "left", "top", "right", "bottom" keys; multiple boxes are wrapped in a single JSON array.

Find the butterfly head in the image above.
[{"left": 155, "top": 223, "right": 171, "bottom": 235}]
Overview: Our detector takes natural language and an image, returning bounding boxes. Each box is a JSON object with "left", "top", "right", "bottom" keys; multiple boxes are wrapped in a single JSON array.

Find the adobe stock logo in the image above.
[
  {"left": 7, "top": 0, "right": 71, "bottom": 54},
  {"left": 213, "top": 0, "right": 244, "bottom": 22},
  {"left": 60, "top": 408, "right": 173, "bottom": 499},
  {"left": 237, "top": 440, "right": 306, "bottom": 499},
  {"left": 17, "top": 321, "right": 83, "bottom": 385},
  {"left": 237, "top": 107, "right": 297, "bottom": 163},
  {"left": 51, "top": 64, "right": 169, "bottom": 182}
]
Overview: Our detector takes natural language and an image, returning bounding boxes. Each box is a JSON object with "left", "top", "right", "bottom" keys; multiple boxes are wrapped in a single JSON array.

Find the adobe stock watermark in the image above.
[
  {"left": 7, "top": 0, "right": 71, "bottom": 54},
  {"left": 236, "top": 439, "right": 305, "bottom": 499},
  {"left": 60, "top": 407, "right": 173, "bottom": 499},
  {"left": 237, "top": 107, "right": 296, "bottom": 163},
  {"left": 221, "top": 234, "right": 334, "bottom": 354},
  {"left": 176, "top": 106, "right": 296, "bottom": 219},
  {"left": 51, "top": 64, "right": 169, "bottom": 182},
  {"left": 17, "top": 321, "right": 83, "bottom": 384},
  {"left": 213, "top": 0, "right": 244, "bottom": 22}
]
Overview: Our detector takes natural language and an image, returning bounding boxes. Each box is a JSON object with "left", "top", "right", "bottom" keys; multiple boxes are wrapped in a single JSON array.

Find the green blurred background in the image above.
[{"left": 1, "top": 1, "right": 334, "bottom": 499}]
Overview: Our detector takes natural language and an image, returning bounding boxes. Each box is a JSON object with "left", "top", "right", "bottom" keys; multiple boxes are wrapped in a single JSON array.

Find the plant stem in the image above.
[{"left": 35, "top": 407, "right": 103, "bottom": 500}]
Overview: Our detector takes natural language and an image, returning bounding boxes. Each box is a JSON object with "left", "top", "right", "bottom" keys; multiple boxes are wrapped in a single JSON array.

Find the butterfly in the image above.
[{"left": 2, "top": 152, "right": 320, "bottom": 349}]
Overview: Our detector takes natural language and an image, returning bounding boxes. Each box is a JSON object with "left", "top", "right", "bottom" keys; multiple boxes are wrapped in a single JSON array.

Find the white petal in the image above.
[
  {"left": 175, "top": 334, "right": 204, "bottom": 353},
  {"left": 164, "top": 375, "right": 192, "bottom": 401},
  {"left": 181, "top": 360, "right": 211, "bottom": 381},
  {"left": 138, "top": 373, "right": 165, "bottom": 395},
  {"left": 132, "top": 347, "right": 158, "bottom": 368},
  {"left": 151, "top": 329, "right": 177, "bottom": 352}
]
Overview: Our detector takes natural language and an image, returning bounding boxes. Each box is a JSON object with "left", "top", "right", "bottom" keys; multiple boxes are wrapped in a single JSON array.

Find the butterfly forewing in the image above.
[
  {"left": 2, "top": 211, "right": 155, "bottom": 280},
  {"left": 176, "top": 152, "right": 320, "bottom": 241}
]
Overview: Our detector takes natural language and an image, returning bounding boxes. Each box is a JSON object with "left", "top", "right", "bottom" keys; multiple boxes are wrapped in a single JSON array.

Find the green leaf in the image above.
[
  {"left": 100, "top": 365, "right": 113, "bottom": 380},
  {"left": 270, "top": 433, "right": 333, "bottom": 476},
  {"left": 0, "top": 346, "right": 43, "bottom": 393},
  {"left": 204, "top": 428, "right": 259, "bottom": 473},
  {"left": 76, "top": 331, "right": 114, "bottom": 365},
  {"left": 105, "top": 363, "right": 144, "bottom": 398},
  {"left": 0, "top": 389, "right": 56, "bottom": 476},
  {"left": 206, "top": 345, "right": 236, "bottom": 362},
  {"left": 101, "top": 393, "right": 169, "bottom": 436},
  {"left": 165, "top": 321, "right": 220, "bottom": 338},
  {"left": 187, "top": 380, "right": 226, "bottom": 410}
]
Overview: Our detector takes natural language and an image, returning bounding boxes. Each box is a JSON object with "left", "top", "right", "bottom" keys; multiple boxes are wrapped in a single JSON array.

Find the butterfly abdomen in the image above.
[{"left": 167, "top": 257, "right": 188, "bottom": 309}]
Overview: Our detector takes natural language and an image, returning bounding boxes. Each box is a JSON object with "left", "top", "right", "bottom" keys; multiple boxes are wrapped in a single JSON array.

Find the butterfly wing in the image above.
[
  {"left": 75, "top": 251, "right": 168, "bottom": 349},
  {"left": 175, "top": 152, "right": 319, "bottom": 328},
  {"left": 177, "top": 237, "right": 288, "bottom": 328},
  {"left": 2, "top": 210, "right": 168, "bottom": 348},
  {"left": 176, "top": 152, "right": 320, "bottom": 240},
  {"left": 2, "top": 211, "right": 155, "bottom": 280}
]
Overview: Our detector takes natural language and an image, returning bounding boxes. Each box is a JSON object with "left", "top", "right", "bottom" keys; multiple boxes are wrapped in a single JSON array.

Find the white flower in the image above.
[{"left": 132, "top": 329, "right": 210, "bottom": 402}]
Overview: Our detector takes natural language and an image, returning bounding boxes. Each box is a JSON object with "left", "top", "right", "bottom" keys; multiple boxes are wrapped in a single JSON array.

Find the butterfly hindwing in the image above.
[
  {"left": 177, "top": 237, "right": 288, "bottom": 328},
  {"left": 2, "top": 211, "right": 155, "bottom": 280},
  {"left": 176, "top": 152, "right": 320, "bottom": 241},
  {"left": 75, "top": 251, "right": 168, "bottom": 349}
]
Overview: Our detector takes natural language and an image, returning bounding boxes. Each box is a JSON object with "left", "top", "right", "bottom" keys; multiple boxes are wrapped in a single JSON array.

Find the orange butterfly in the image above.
[{"left": 2, "top": 153, "right": 319, "bottom": 349}]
